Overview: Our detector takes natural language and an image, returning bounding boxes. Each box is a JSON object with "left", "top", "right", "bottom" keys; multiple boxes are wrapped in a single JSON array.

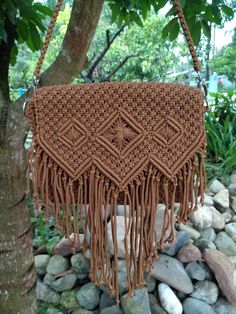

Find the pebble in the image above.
[
  {"left": 45, "top": 309, "right": 63, "bottom": 314},
  {"left": 146, "top": 276, "right": 156, "bottom": 292},
  {"left": 231, "top": 197, "right": 236, "bottom": 213},
  {"left": 214, "top": 231, "right": 236, "bottom": 256},
  {"left": 148, "top": 294, "right": 167, "bottom": 314},
  {"left": 225, "top": 223, "right": 236, "bottom": 241},
  {"left": 158, "top": 283, "right": 183, "bottom": 314},
  {"left": 190, "top": 280, "right": 219, "bottom": 304},
  {"left": 211, "top": 207, "right": 225, "bottom": 230},
  {"left": 203, "top": 249, "right": 236, "bottom": 305},
  {"left": 213, "top": 297, "right": 236, "bottom": 314},
  {"left": 100, "top": 305, "right": 123, "bottom": 314},
  {"left": 156, "top": 206, "right": 176, "bottom": 245},
  {"left": 164, "top": 231, "right": 190, "bottom": 256},
  {"left": 194, "top": 238, "right": 216, "bottom": 252},
  {"left": 229, "top": 183, "right": 236, "bottom": 196},
  {"left": 200, "top": 227, "right": 216, "bottom": 242},
  {"left": 71, "top": 253, "right": 90, "bottom": 279},
  {"left": 53, "top": 234, "right": 84, "bottom": 256},
  {"left": 34, "top": 254, "right": 50, "bottom": 275},
  {"left": 99, "top": 293, "right": 116, "bottom": 310},
  {"left": 213, "top": 189, "right": 230, "bottom": 211},
  {"left": 189, "top": 205, "right": 213, "bottom": 230},
  {"left": 60, "top": 290, "right": 81, "bottom": 310},
  {"left": 121, "top": 288, "right": 151, "bottom": 314},
  {"left": 118, "top": 271, "right": 128, "bottom": 296},
  {"left": 230, "top": 171, "right": 236, "bottom": 184},
  {"left": 185, "top": 261, "right": 206, "bottom": 281},
  {"left": 208, "top": 179, "right": 226, "bottom": 194},
  {"left": 151, "top": 254, "right": 193, "bottom": 294},
  {"left": 183, "top": 297, "right": 215, "bottom": 314},
  {"left": 177, "top": 243, "right": 202, "bottom": 263},
  {"left": 46, "top": 255, "right": 69, "bottom": 275},
  {"left": 36, "top": 280, "right": 60, "bottom": 304},
  {"left": 50, "top": 274, "right": 77, "bottom": 292},
  {"left": 223, "top": 212, "right": 232, "bottom": 223},
  {"left": 43, "top": 272, "right": 55, "bottom": 285},
  {"left": 178, "top": 223, "right": 200, "bottom": 240},
  {"left": 76, "top": 283, "right": 100, "bottom": 310},
  {"left": 204, "top": 194, "right": 214, "bottom": 206}
]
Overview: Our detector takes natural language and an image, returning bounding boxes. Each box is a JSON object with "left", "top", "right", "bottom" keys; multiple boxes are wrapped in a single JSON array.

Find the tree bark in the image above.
[{"left": 0, "top": 0, "right": 104, "bottom": 312}]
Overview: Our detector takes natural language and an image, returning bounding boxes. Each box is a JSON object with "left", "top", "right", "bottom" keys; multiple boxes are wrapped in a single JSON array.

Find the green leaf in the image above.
[
  {"left": 162, "top": 17, "right": 179, "bottom": 40},
  {"left": 10, "top": 42, "right": 18, "bottom": 66},
  {"left": 169, "top": 20, "right": 180, "bottom": 41},
  {"left": 190, "top": 21, "right": 201, "bottom": 45},
  {"left": 221, "top": 5, "right": 234, "bottom": 18},
  {"left": 33, "top": 2, "right": 53, "bottom": 16},
  {"left": 130, "top": 11, "right": 143, "bottom": 27},
  {"left": 201, "top": 20, "right": 211, "bottom": 38},
  {"left": 17, "top": 19, "right": 29, "bottom": 41},
  {"left": 28, "top": 22, "right": 42, "bottom": 50}
]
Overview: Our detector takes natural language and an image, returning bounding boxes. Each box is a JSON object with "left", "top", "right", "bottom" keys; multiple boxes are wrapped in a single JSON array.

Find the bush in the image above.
[{"left": 205, "top": 91, "right": 236, "bottom": 181}]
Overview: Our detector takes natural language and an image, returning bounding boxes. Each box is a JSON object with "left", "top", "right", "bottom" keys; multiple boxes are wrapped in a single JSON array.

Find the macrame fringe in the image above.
[{"left": 28, "top": 141, "right": 206, "bottom": 302}]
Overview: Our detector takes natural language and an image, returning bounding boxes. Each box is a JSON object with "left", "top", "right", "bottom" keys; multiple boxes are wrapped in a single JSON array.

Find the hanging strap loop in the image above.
[{"left": 34, "top": 0, "right": 201, "bottom": 80}]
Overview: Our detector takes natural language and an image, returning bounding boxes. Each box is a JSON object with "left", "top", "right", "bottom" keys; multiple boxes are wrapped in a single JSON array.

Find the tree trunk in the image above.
[{"left": 0, "top": 1, "right": 104, "bottom": 312}]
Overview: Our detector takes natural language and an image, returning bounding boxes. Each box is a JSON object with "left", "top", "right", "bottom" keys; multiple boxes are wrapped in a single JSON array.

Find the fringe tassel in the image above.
[{"left": 28, "top": 141, "right": 206, "bottom": 300}]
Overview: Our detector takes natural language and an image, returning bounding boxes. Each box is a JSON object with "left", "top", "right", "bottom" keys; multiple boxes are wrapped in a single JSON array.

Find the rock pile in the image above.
[{"left": 35, "top": 175, "right": 236, "bottom": 314}]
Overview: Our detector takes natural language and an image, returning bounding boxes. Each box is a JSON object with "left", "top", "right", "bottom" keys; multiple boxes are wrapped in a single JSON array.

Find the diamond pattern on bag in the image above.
[
  {"left": 59, "top": 118, "right": 87, "bottom": 149},
  {"left": 153, "top": 117, "right": 182, "bottom": 147}
]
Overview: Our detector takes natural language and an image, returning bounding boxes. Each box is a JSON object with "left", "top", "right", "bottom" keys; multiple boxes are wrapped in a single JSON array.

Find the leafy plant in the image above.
[{"left": 205, "top": 91, "right": 236, "bottom": 180}]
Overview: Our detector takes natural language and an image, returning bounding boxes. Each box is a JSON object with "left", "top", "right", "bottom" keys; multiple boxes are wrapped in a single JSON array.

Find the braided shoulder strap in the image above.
[{"left": 34, "top": 0, "right": 201, "bottom": 80}]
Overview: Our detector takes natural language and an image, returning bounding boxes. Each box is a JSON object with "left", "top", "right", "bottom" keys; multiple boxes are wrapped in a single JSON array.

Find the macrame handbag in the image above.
[{"left": 25, "top": 0, "right": 207, "bottom": 301}]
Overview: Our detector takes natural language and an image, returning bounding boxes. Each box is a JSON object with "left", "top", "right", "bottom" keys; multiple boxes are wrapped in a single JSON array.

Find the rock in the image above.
[
  {"left": 223, "top": 212, "right": 233, "bottom": 223},
  {"left": 156, "top": 206, "right": 176, "bottom": 245},
  {"left": 190, "top": 280, "right": 219, "bottom": 304},
  {"left": 225, "top": 223, "right": 236, "bottom": 241},
  {"left": 76, "top": 283, "right": 100, "bottom": 310},
  {"left": 204, "top": 194, "right": 214, "bottom": 206},
  {"left": 158, "top": 283, "right": 182, "bottom": 314},
  {"left": 183, "top": 297, "right": 215, "bottom": 314},
  {"left": 36, "top": 280, "right": 60, "bottom": 304},
  {"left": 121, "top": 288, "right": 151, "bottom": 314},
  {"left": 53, "top": 234, "right": 84, "bottom": 256},
  {"left": 211, "top": 207, "right": 225, "bottom": 230},
  {"left": 100, "top": 305, "right": 123, "bottom": 314},
  {"left": 199, "top": 261, "right": 214, "bottom": 280},
  {"left": 43, "top": 272, "right": 55, "bottom": 285},
  {"left": 118, "top": 271, "right": 128, "bottom": 296},
  {"left": 61, "top": 290, "right": 81, "bottom": 310},
  {"left": 164, "top": 230, "right": 190, "bottom": 256},
  {"left": 99, "top": 293, "right": 116, "bottom": 310},
  {"left": 189, "top": 205, "right": 213, "bottom": 230},
  {"left": 71, "top": 253, "right": 90, "bottom": 279},
  {"left": 148, "top": 294, "right": 167, "bottom": 314},
  {"left": 214, "top": 232, "right": 236, "bottom": 256},
  {"left": 116, "top": 205, "right": 130, "bottom": 217},
  {"left": 208, "top": 179, "right": 226, "bottom": 194},
  {"left": 177, "top": 243, "right": 202, "bottom": 263},
  {"left": 203, "top": 249, "right": 236, "bottom": 305},
  {"left": 185, "top": 261, "right": 206, "bottom": 281},
  {"left": 46, "top": 236, "right": 61, "bottom": 255},
  {"left": 231, "top": 197, "right": 236, "bottom": 213},
  {"left": 50, "top": 274, "right": 77, "bottom": 292},
  {"left": 46, "top": 255, "right": 69, "bottom": 275},
  {"left": 34, "top": 254, "right": 50, "bottom": 275},
  {"left": 150, "top": 254, "right": 193, "bottom": 294},
  {"left": 231, "top": 172, "right": 236, "bottom": 184},
  {"left": 194, "top": 238, "right": 216, "bottom": 252},
  {"left": 72, "top": 310, "right": 94, "bottom": 314},
  {"left": 146, "top": 276, "right": 156, "bottom": 292},
  {"left": 229, "top": 183, "right": 236, "bottom": 196},
  {"left": 45, "top": 309, "right": 63, "bottom": 314},
  {"left": 229, "top": 256, "right": 236, "bottom": 268},
  {"left": 200, "top": 228, "right": 216, "bottom": 242},
  {"left": 213, "top": 297, "right": 236, "bottom": 314},
  {"left": 213, "top": 189, "right": 230, "bottom": 211},
  {"left": 178, "top": 223, "right": 200, "bottom": 240}
]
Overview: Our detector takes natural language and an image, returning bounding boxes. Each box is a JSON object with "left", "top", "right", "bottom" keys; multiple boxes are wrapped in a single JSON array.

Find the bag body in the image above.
[{"left": 26, "top": 81, "right": 206, "bottom": 299}]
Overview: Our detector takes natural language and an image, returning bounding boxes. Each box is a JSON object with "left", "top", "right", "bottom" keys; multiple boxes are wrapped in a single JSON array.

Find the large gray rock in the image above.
[
  {"left": 71, "top": 253, "right": 90, "bottom": 279},
  {"left": 46, "top": 255, "right": 69, "bottom": 275},
  {"left": 189, "top": 205, "right": 213, "bottom": 230},
  {"left": 213, "top": 189, "right": 230, "bottom": 211},
  {"left": 200, "top": 228, "right": 216, "bottom": 242},
  {"left": 163, "top": 230, "right": 190, "bottom": 256},
  {"left": 194, "top": 238, "right": 216, "bottom": 252},
  {"left": 158, "top": 283, "right": 182, "bottom": 314},
  {"left": 225, "top": 223, "right": 236, "bottom": 241},
  {"left": 214, "top": 232, "right": 236, "bottom": 256},
  {"left": 100, "top": 305, "right": 123, "bottom": 314},
  {"left": 36, "top": 280, "right": 60, "bottom": 304},
  {"left": 190, "top": 280, "right": 219, "bottom": 304},
  {"left": 213, "top": 297, "right": 236, "bottom": 314},
  {"left": 208, "top": 179, "right": 226, "bottom": 194},
  {"left": 229, "top": 183, "right": 236, "bottom": 196},
  {"left": 121, "top": 288, "right": 151, "bottom": 314},
  {"left": 148, "top": 294, "right": 167, "bottom": 314},
  {"left": 183, "top": 297, "right": 216, "bottom": 314},
  {"left": 34, "top": 254, "right": 50, "bottom": 275},
  {"left": 150, "top": 254, "right": 193, "bottom": 294},
  {"left": 76, "top": 283, "right": 100, "bottom": 310},
  {"left": 211, "top": 207, "right": 225, "bottom": 230},
  {"left": 50, "top": 274, "right": 77, "bottom": 292},
  {"left": 185, "top": 261, "right": 206, "bottom": 281},
  {"left": 177, "top": 243, "right": 202, "bottom": 263}
]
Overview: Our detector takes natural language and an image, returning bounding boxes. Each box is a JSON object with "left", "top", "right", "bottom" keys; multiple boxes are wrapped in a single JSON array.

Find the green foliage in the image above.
[
  {"left": 0, "top": 0, "right": 52, "bottom": 64},
  {"left": 205, "top": 91, "right": 236, "bottom": 180},
  {"left": 107, "top": 0, "right": 235, "bottom": 45}
]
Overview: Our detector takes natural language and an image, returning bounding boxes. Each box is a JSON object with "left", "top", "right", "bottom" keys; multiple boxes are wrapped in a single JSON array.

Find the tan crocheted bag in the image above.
[{"left": 25, "top": 0, "right": 207, "bottom": 301}]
